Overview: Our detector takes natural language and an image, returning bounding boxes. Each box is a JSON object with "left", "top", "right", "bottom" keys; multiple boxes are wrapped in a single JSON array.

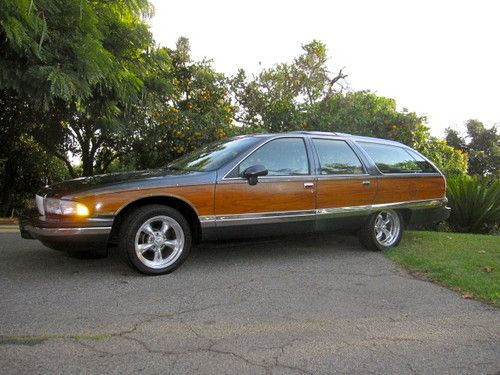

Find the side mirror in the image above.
[{"left": 242, "top": 165, "right": 268, "bottom": 186}]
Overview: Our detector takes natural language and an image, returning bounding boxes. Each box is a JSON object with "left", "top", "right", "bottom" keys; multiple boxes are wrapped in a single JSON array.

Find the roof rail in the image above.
[{"left": 288, "top": 131, "right": 352, "bottom": 137}]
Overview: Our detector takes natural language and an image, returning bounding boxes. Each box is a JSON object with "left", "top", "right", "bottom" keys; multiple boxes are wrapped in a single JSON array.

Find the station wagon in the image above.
[{"left": 21, "top": 131, "right": 450, "bottom": 274}]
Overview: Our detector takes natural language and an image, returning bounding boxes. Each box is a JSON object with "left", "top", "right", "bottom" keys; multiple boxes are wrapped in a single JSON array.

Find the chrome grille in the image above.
[{"left": 35, "top": 195, "right": 45, "bottom": 215}]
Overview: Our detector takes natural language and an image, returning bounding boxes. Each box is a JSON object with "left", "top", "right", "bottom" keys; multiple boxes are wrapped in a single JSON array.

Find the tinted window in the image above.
[
  {"left": 359, "top": 142, "right": 422, "bottom": 173},
  {"left": 406, "top": 149, "right": 438, "bottom": 173},
  {"left": 313, "top": 139, "right": 364, "bottom": 175},
  {"left": 168, "top": 137, "right": 260, "bottom": 172},
  {"left": 238, "top": 138, "right": 309, "bottom": 176}
]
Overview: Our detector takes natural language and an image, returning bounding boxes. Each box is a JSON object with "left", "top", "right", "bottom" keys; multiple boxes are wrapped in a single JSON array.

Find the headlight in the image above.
[{"left": 44, "top": 198, "right": 90, "bottom": 216}]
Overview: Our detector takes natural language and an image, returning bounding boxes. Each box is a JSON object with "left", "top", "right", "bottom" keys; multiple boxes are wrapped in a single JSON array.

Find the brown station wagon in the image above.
[{"left": 21, "top": 131, "right": 450, "bottom": 275}]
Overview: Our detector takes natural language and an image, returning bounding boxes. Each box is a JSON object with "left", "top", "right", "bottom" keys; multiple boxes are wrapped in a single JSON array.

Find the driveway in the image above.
[{"left": 0, "top": 228, "right": 499, "bottom": 374}]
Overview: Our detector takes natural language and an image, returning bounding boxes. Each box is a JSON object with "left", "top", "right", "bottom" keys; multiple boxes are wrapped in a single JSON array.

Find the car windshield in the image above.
[{"left": 167, "top": 136, "right": 260, "bottom": 172}]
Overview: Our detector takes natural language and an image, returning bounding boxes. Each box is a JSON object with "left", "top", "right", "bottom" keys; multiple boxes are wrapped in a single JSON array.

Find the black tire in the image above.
[
  {"left": 119, "top": 204, "right": 192, "bottom": 275},
  {"left": 358, "top": 209, "right": 404, "bottom": 251}
]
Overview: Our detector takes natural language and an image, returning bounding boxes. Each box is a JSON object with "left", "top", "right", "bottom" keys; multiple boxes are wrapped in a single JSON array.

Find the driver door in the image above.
[{"left": 214, "top": 137, "right": 316, "bottom": 239}]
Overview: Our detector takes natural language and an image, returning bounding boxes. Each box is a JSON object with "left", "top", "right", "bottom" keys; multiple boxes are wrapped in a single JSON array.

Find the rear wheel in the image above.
[
  {"left": 119, "top": 205, "right": 192, "bottom": 275},
  {"left": 358, "top": 209, "right": 403, "bottom": 251}
]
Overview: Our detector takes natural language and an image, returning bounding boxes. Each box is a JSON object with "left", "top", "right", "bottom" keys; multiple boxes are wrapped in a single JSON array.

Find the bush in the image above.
[
  {"left": 446, "top": 175, "right": 500, "bottom": 233},
  {"left": 416, "top": 137, "right": 469, "bottom": 176}
]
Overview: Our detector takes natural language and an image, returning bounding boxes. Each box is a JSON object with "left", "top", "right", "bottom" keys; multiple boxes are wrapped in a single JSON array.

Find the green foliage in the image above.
[
  {"left": 0, "top": 135, "right": 69, "bottom": 216},
  {"left": 0, "top": 89, "right": 69, "bottom": 215},
  {"left": 445, "top": 120, "right": 499, "bottom": 177},
  {"left": 446, "top": 175, "right": 500, "bottom": 233},
  {"left": 415, "top": 137, "right": 468, "bottom": 176},
  {"left": 0, "top": 0, "right": 157, "bottom": 177},
  {"left": 230, "top": 41, "right": 438, "bottom": 149},
  {"left": 0, "top": 0, "right": 153, "bottom": 106},
  {"left": 125, "top": 38, "right": 235, "bottom": 170}
]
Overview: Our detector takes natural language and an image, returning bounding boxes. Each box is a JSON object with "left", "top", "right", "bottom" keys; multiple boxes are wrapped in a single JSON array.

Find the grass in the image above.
[{"left": 386, "top": 231, "right": 500, "bottom": 306}]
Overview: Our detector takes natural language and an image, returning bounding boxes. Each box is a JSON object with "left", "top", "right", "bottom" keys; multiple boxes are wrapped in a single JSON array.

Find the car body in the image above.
[{"left": 21, "top": 131, "right": 450, "bottom": 274}]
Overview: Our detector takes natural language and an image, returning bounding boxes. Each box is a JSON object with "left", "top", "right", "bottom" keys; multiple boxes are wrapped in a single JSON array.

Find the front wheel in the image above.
[
  {"left": 119, "top": 205, "right": 192, "bottom": 275},
  {"left": 358, "top": 209, "right": 403, "bottom": 251}
]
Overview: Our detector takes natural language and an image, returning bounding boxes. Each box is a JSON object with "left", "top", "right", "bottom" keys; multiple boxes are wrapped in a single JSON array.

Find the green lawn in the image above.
[{"left": 386, "top": 231, "right": 500, "bottom": 306}]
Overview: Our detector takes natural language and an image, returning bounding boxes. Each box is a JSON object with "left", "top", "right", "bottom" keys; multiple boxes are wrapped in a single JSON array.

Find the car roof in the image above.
[{"left": 254, "top": 131, "right": 408, "bottom": 148}]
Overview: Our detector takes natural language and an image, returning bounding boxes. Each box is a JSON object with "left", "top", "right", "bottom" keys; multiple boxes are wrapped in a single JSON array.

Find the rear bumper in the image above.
[{"left": 20, "top": 209, "right": 113, "bottom": 251}]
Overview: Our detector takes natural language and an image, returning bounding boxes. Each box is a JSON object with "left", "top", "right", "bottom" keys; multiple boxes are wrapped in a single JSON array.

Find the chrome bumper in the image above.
[
  {"left": 23, "top": 225, "right": 112, "bottom": 238},
  {"left": 20, "top": 210, "right": 113, "bottom": 250}
]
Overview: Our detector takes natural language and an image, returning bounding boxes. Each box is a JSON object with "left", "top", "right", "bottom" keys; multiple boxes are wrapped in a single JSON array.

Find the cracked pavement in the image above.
[{"left": 1, "top": 231, "right": 499, "bottom": 374}]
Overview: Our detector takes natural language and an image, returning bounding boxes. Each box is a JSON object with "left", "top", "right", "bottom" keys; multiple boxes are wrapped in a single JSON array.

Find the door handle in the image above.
[
  {"left": 304, "top": 182, "right": 314, "bottom": 189},
  {"left": 362, "top": 180, "right": 371, "bottom": 185}
]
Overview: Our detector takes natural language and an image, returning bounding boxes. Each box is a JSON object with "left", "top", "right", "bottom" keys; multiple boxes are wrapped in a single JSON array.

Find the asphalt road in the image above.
[{"left": 0, "top": 227, "right": 499, "bottom": 375}]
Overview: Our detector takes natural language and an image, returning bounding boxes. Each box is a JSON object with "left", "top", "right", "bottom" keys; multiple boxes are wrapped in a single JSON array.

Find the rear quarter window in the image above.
[{"left": 358, "top": 142, "right": 437, "bottom": 174}]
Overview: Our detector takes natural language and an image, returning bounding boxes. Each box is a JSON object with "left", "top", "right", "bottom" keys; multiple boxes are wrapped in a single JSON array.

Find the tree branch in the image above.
[{"left": 54, "top": 152, "right": 77, "bottom": 178}]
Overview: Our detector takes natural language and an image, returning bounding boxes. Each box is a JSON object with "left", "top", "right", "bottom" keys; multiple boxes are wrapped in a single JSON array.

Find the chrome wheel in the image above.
[
  {"left": 134, "top": 215, "right": 185, "bottom": 270},
  {"left": 374, "top": 210, "right": 401, "bottom": 247}
]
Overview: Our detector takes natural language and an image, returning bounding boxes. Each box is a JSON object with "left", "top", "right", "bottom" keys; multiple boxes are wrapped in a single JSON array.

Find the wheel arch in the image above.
[{"left": 108, "top": 195, "right": 202, "bottom": 246}]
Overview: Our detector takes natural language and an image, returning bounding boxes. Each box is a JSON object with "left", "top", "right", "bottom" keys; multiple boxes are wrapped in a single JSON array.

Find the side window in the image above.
[
  {"left": 238, "top": 138, "right": 309, "bottom": 176},
  {"left": 358, "top": 142, "right": 421, "bottom": 174},
  {"left": 405, "top": 149, "right": 438, "bottom": 173},
  {"left": 313, "top": 139, "right": 364, "bottom": 175}
]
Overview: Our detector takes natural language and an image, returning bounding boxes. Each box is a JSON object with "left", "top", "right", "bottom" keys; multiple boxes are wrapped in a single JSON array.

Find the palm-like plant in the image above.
[{"left": 446, "top": 175, "right": 500, "bottom": 233}]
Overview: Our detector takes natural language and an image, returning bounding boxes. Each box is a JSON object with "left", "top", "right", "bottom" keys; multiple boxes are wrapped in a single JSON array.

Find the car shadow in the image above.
[{"left": 8, "top": 232, "right": 369, "bottom": 278}]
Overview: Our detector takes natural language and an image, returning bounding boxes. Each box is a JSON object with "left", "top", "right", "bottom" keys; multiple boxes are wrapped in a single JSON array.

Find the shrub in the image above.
[
  {"left": 416, "top": 137, "right": 469, "bottom": 176},
  {"left": 446, "top": 175, "right": 500, "bottom": 233}
]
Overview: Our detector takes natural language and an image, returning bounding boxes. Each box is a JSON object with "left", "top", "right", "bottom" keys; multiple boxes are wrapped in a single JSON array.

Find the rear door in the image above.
[
  {"left": 214, "top": 137, "right": 316, "bottom": 238},
  {"left": 311, "top": 138, "right": 377, "bottom": 230}
]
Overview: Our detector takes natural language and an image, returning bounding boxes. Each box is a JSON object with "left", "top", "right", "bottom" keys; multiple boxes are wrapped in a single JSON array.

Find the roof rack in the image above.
[{"left": 288, "top": 131, "right": 352, "bottom": 137}]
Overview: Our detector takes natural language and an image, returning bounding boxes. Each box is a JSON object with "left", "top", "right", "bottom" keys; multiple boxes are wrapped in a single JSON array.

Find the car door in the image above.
[
  {"left": 214, "top": 137, "right": 316, "bottom": 239},
  {"left": 311, "top": 138, "right": 377, "bottom": 230}
]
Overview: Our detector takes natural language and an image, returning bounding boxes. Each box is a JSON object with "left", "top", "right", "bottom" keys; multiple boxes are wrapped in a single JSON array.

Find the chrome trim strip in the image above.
[
  {"left": 199, "top": 198, "right": 447, "bottom": 228},
  {"left": 24, "top": 225, "right": 112, "bottom": 237}
]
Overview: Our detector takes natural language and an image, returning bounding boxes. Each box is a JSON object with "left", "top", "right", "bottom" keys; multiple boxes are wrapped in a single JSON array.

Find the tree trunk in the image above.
[{"left": 81, "top": 152, "right": 94, "bottom": 177}]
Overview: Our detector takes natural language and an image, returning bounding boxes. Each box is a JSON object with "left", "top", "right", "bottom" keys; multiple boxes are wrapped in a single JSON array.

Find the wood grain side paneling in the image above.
[
  {"left": 214, "top": 180, "right": 315, "bottom": 215},
  {"left": 316, "top": 177, "right": 376, "bottom": 209},
  {"left": 78, "top": 184, "right": 215, "bottom": 217},
  {"left": 375, "top": 175, "right": 445, "bottom": 204},
  {"left": 413, "top": 176, "right": 446, "bottom": 200}
]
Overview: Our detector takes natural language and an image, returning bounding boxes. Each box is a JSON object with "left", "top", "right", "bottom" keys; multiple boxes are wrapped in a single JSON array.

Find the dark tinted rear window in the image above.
[
  {"left": 358, "top": 142, "right": 437, "bottom": 174},
  {"left": 405, "top": 149, "right": 438, "bottom": 173}
]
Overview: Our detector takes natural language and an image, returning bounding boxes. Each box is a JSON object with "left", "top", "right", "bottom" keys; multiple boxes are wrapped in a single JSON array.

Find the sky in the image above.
[{"left": 149, "top": 0, "right": 499, "bottom": 137}]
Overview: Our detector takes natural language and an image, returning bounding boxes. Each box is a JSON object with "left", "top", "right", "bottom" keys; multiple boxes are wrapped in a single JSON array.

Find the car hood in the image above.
[{"left": 39, "top": 169, "right": 213, "bottom": 198}]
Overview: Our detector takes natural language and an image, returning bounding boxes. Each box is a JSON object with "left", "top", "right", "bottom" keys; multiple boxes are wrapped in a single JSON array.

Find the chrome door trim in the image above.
[{"left": 199, "top": 198, "right": 447, "bottom": 228}]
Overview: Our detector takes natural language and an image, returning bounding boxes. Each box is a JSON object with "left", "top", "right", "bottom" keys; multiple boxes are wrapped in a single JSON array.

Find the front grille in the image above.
[{"left": 35, "top": 195, "right": 45, "bottom": 215}]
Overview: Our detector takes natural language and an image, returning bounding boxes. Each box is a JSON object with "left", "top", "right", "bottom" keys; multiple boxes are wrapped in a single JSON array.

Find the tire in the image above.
[
  {"left": 119, "top": 205, "right": 192, "bottom": 275},
  {"left": 358, "top": 209, "right": 403, "bottom": 251}
]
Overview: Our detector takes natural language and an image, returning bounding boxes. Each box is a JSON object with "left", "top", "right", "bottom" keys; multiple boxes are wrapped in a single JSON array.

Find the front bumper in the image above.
[{"left": 20, "top": 209, "right": 113, "bottom": 251}]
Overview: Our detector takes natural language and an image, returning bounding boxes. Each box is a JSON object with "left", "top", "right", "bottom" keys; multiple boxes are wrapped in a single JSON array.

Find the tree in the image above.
[
  {"left": 0, "top": 0, "right": 158, "bottom": 176},
  {"left": 445, "top": 120, "right": 499, "bottom": 176},
  {"left": 0, "top": 0, "right": 153, "bottom": 106},
  {"left": 0, "top": 90, "right": 68, "bottom": 215},
  {"left": 230, "top": 40, "right": 425, "bottom": 146},
  {"left": 230, "top": 40, "right": 347, "bottom": 132},
  {"left": 126, "top": 38, "right": 235, "bottom": 169}
]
